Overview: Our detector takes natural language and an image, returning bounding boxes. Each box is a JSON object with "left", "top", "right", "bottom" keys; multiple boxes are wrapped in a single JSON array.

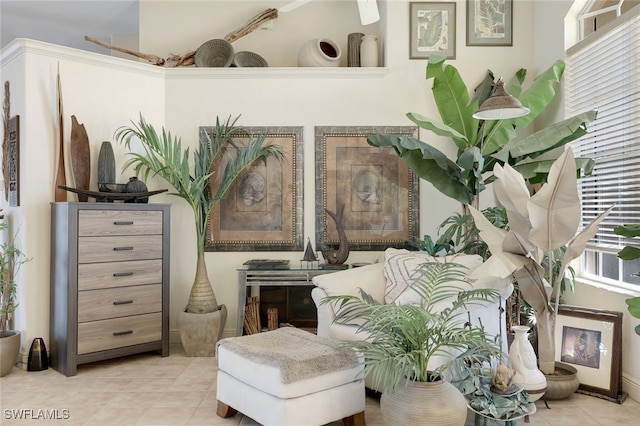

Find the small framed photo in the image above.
[
  {"left": 555, "top": 305, "right": 625, "bottom": 402},
  {"left": 410, "top": 2, "right": 456, "bottom": 59},
  {"left": 205, "top": 126, "right": 304, "bottom": 252},
  {"left": 315, "top": 126, "right": 420, "bottom": 251},
  {"left": 467, "top": 0, "right": 513, "bottom": 46}
]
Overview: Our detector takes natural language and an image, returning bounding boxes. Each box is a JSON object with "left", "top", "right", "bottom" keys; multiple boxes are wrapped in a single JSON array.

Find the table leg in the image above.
[{"left": 236, "top": 271, "right": 248, "bottom": 336}]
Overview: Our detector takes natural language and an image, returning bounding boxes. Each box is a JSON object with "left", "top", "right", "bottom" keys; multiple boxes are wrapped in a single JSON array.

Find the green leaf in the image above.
[
  {"left": 618, "top": 246, "right": 640, "bottom": 261},
  {"left": 492, "top": 111, "right": 598, "bottom": 162},
  {"left": 406, "top": 112, "right": 468, "bottom": 151},
  {"left": 425, "top": 55, "right": 479, "bottom": 148},
  {"left": 614, "top": 224, "right": 640, "bottom": 238},
  {"left": 509, "top": 157, "right": 594, "bottom": 183},
  {"left": 626, "top": 297, "right": 640, "bottom": 319},
  {"left": 367, "top": 134, "right": 475, "bottom": 204}
]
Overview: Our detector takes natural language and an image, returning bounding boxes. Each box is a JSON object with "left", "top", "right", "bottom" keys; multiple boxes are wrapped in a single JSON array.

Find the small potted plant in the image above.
[
  {"left": 0, "top": 213, "right": 29, "bottom": 377},
  {"left": 323, "top": 261, "right": 501, "bottom": 426}
]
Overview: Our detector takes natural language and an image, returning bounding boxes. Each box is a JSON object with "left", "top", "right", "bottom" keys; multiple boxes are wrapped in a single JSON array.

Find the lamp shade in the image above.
[{"left": 473, "top": 78, "right": 530, "bottom": 120}]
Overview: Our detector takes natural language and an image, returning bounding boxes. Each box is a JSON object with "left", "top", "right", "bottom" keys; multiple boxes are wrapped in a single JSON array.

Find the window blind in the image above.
[{"left": 566, "top": 5, "right": 640, "bottom": 252}]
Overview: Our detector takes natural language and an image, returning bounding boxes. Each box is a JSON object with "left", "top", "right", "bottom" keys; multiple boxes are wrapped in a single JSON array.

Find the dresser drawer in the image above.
[
  {"left": 78, "top": 284, "right": 162, "bottom": 322},
  {"left": 78, "top": 235, "right": 163, "bottom": 263},
  {"left": 78, "top": 210, "right": 163, "bottom": 237},
  {"left": 77, "top": 312, "right": 162, "bottom": 355},
  {"left": 78, "top": 259, "right": 163, "bottom": 291}
]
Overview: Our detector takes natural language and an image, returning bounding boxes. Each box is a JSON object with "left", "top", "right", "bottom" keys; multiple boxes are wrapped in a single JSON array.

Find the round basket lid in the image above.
[
  {"left": 233, "top": 51, "right": 268, "bottom": 67},
  {"left": 195, "top": 39, "right": 234, "bottom": 67}
]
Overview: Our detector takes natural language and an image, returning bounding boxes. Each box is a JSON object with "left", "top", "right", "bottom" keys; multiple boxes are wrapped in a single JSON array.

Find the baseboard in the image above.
[{"left": 623, "top": 373, "right": 640, "bottom": 402}]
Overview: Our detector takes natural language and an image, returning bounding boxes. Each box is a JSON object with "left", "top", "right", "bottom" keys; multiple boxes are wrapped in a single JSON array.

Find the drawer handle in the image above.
[
  {"left": 113, "top": 221, "right": 134, "bottom": 225},
  {"left": 113, "top": 330, "right": 133, "bottom": 336},
  {"left": 113, "top": 300, "right": 134, "bottom": 305},
  {"left": 113, "top": 246, "right": 134, "bottom": 251},
  {"left": 113, "top": 272, "right": 134, "bottom": 277}
]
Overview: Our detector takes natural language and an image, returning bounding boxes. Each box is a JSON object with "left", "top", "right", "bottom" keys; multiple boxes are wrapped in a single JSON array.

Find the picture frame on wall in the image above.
[
  {"left": 410, "top": 2, "right": 456, "bottom": 59},
  {"left": 555, "top": 305, "right": 626, "bottom": 403},
  {"left": 315, "top": 126, "right": 420, "bottom": 252},
  {"left": 8, "top": 115, "right": 20, "bottom": 207},
  {"left": 205, "top": 126, "right": 303, "bottom": 252},
  {"left": 466, "top": 0, "right": 513, "bottom": 46}
]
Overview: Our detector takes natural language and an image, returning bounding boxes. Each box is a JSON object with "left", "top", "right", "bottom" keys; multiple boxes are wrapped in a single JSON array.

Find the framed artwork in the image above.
[
  {"left": 466, "top": 0, "right": 513, "bottom": 46},
  {"left": 205, "top": 126, "right": 303, "bottom": 252},
  {"left": 8, "top": 115, "right": 19, "bottom": 207},
  {"left": 315, "top": 126, "right": 420, "bottom": 251},
  {"left": 410, "top": 2, "right": 456, "bottom": 59},
  {"left": 555, "top": 305, "right": 625, "bottom": 402}
]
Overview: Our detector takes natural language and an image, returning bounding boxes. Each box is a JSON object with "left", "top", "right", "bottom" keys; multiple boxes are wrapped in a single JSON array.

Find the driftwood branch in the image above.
[
  {"left": 224, "top": 8, "right": 278, "bottom": 43},
  {"left": 85, "top": 8, "right": 279, "bottom": 67}
]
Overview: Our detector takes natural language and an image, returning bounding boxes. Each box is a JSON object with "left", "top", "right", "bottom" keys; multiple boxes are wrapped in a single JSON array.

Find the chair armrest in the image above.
[{"left": 311, "top": 287, "right": 334, "bottom": 338}]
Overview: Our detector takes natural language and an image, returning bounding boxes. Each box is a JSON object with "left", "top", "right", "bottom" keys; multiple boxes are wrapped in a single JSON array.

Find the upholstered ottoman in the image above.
[{"left": 216, "top": 327, "right": 366, "bottom": 426}]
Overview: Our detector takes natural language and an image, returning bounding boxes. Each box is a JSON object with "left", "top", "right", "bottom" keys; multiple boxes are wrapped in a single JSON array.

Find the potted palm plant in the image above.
[
  {"left": 0, "top": 214, "right": 29, "bottom": 377},
  {"left": 323, "top": 261, "right": 501, "bottom": 426},
  {"left": 115, "top": 115, "right": 282, "bottom": 356}
]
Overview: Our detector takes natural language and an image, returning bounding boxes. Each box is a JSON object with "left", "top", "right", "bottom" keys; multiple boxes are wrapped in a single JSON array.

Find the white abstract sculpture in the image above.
[{"left": 469, "top": 149, "right": 613, "bottom": 375}]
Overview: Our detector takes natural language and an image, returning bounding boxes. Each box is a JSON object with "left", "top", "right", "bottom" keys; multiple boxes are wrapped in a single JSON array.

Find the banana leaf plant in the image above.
[
  {"left": 613, "top": 224, "right": 640, "bottom": 336},
  {"left": 367, "top": 55, "right": 597, "bottom": 207},
  {"left": 467, "top": 149, "right": 613, "bottom": 375}
]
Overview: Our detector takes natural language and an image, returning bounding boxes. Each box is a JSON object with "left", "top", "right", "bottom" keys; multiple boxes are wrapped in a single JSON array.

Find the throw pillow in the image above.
[{"left": 383, "top": 248, "right": 483, "bottom": 305}]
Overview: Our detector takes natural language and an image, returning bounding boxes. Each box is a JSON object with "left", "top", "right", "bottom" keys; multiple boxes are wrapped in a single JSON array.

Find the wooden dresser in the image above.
[{"left": 50, "top": 202, "right": 170, "bottom": 376}]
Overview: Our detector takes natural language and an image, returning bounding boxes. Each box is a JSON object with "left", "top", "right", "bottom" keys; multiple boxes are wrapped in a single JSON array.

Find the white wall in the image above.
[{"left": 8, "top": 0, "right": 638, "bottom": 402}]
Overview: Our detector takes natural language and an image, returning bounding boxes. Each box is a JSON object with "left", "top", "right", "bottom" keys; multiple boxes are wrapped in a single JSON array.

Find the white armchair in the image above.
[{"left": 311, "top": 249, "right": 513, "bottom": 390}]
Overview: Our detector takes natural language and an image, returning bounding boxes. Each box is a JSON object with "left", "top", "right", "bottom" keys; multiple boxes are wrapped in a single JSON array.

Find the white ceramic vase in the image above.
[
  {"left": 297, "top": 39, "right": 341, "bottom": 67},
  {"left": 509, "top": 325, "right": 547, "bottom": 401},
  {"left": 360, "top": 35, "right": 378, "bottom": 67}
]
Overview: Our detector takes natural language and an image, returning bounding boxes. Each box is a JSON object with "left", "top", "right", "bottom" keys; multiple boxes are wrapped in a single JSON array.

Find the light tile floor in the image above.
[{"left": 1, "top": 344, "right": 638, "bottom": 425}]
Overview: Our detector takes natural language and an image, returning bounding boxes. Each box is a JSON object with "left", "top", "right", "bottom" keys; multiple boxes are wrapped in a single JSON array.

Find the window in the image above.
[{"left": 566, "top": 3, "right": 640, "bottom": 290}]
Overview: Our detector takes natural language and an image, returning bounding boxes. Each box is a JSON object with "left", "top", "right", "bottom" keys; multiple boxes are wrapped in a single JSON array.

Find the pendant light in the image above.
[{"left": 473, "top": 78, "right": 530, "bottom": 120}]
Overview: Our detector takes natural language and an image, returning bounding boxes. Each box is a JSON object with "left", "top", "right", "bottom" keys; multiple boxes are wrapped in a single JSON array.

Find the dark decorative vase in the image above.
[
  {"left": 27, "top": 337, "right": 49, "bottom": 371},
  {"left": 124, "top": 176, "right": 148, "bottom": 203},
  {"left": 97, "top": 141, "right": 116, "bottom": 191},
  {"left": 347, "top": 32, "right": 364, "bottom": 67}
]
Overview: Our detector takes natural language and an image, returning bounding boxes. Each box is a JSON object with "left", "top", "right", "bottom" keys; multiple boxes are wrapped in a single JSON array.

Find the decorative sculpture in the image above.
[{"left": 320, "top": 208, "right": 349, "bottom": 267}]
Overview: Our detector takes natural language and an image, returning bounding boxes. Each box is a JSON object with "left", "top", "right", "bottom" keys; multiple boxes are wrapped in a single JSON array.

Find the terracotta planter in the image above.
[
  {"left": 380, "top": 379, "right": 467, "bottom": 426},
  {"left": 0, "top": 330, "right": 21, "bottom": 377},
  {"left": 543, "top": 361, "right": 579, "bottom": 400}
]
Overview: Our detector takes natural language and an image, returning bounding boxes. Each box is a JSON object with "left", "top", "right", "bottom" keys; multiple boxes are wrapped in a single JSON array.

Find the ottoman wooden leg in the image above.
[
  {"left": 216, "top": 401, "right": 238, "bottom": 418},
  {"left": 343, "top": 411, "right": 366, "bottom": 426}
]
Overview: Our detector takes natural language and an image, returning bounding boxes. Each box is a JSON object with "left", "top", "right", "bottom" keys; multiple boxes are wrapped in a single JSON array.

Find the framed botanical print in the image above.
[
  {"left": 467, "top": 0, "right": 513, "bottom": 46},
  {"left": 410, "top": 2, "right": 456, "bottom": 59}
]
